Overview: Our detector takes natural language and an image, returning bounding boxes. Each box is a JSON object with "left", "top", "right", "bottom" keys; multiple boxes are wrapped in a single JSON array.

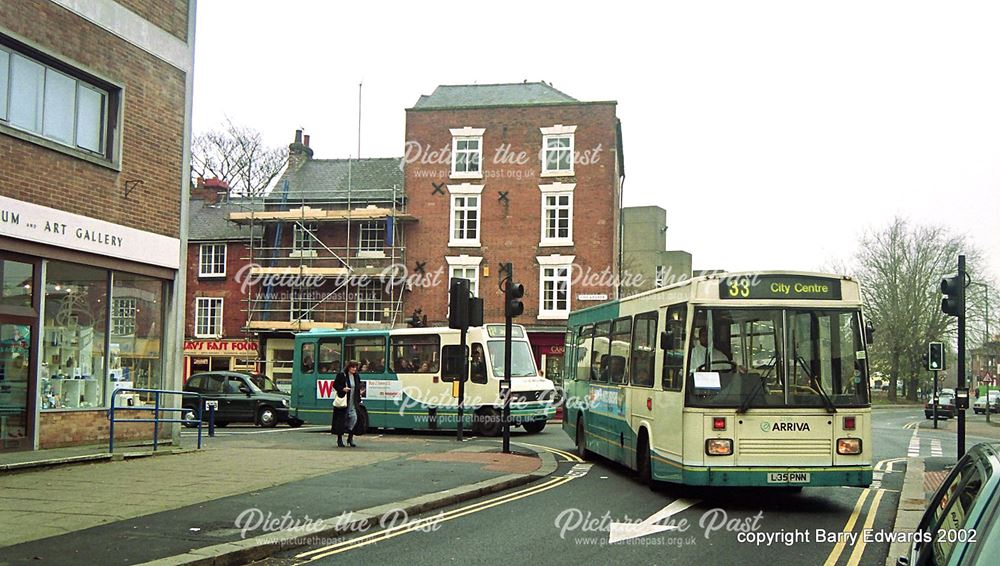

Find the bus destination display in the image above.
[{"left": 720, "top": 275, "right": 843, "bottom": 300}]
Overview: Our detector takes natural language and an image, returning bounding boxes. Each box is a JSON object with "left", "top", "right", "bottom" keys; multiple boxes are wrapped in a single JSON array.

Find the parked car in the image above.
[
  {"left": 925, "top": 394, "right": 956, "bottom": 419},
  {"left": 896, "top": 442, "right": 1000, "bottom": 565},
  {"left": 182, "top": 371, "right": 303, "bottom": 428},
  {"left": 973, "top": 392, "right": 1000, "bottom": 415}
]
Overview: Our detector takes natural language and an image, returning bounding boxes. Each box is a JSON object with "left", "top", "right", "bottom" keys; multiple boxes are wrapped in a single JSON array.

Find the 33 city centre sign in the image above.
[{"left": 720, "top": 274, "right": 843, "bottom": 301}]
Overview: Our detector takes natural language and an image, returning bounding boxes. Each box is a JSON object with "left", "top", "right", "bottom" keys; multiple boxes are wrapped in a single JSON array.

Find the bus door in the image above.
[{"left": 652, "top": 304, "right": 687, "bottom": 473}]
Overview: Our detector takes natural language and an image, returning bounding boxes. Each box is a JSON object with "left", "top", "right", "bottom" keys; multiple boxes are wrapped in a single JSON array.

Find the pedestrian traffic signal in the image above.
[
  {"left": 928, "top": 342, "right": 944, "bottom": 371},
  {"left": 941, "top": 274, "right": 964, "bottom": 317},
  {"left": 449, "top": 278, "right": 470, "bottom": 329},
  {"left": 505, "top": 281, "right": 524, "bottom": 318}
]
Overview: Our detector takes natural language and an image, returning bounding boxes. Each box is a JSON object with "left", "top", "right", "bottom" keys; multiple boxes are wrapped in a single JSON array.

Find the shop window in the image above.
[
  {"left": 1, "top": 259, "right": 33, "bottom": 309},
  {"left": 40, "top": 262, "right": 107, "bottom": 410}
]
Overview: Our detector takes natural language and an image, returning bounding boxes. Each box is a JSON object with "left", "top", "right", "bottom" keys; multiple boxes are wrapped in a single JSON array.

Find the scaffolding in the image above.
[{"left": 226, "top": 160, "right": 412, "bottom": 370}]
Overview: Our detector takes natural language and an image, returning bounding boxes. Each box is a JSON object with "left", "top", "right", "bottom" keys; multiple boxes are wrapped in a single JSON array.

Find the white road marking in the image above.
[
  {"left": 608, "top": 498, "right": 701, "bottom": 544},
  {"left": 930, "top": 439, "right": 943, "bottom": 457}
]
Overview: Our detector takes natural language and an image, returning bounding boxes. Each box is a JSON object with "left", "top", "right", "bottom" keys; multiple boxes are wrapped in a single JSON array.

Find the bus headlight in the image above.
[
  {"left": 706, "top": 438, "right": 733, "bottom": 456},
  {"left": 837, "top": 438, "right": 862, "bottom": 455}
]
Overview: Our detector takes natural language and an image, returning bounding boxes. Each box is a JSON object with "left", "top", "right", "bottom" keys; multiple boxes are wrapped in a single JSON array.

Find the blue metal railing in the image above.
[{"left": 108, "top": 388, "right": 203, "bottom": 453}]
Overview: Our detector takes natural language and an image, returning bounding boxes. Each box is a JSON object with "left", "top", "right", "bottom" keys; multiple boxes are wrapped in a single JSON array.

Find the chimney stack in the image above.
[
  {"left": 303, "top": 134, "right": 310, "bottom": 147},
  {"left": 192, "top": 177, "right": 230, "bottom": 204},
  {"left": 287, "top": 129, "right": 314, "bottom": 173}
]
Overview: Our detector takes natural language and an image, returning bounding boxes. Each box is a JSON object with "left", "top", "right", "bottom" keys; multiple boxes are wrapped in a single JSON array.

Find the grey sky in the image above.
[{"left": 193, "top": 0, "right": 1000, "bottom": 281}]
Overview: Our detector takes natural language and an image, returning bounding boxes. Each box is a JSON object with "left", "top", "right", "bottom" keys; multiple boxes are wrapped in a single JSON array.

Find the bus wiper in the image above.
[
  {"left": 738, "top": 375, "right": 765, "bottom": 414},
  {"left": 796, "top": 356, "right": 836, "bottom": 414}
]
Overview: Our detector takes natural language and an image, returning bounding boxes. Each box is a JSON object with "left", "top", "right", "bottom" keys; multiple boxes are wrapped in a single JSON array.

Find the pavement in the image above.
[{"left": 0, "top": 427, "right": 554, "bottom": 565}]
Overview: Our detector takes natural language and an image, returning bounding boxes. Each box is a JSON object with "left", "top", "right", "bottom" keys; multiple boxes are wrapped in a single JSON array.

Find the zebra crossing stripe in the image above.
[{"left": 931, "top": 439, "right": 943, "bottom": 457}]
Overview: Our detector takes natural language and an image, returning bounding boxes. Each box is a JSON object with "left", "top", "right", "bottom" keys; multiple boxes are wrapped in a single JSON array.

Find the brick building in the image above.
[
  {"left": 402, "top": 83, "right": 624, "bottom": 382},
  {"left": 227, "top": 131, "right": 410, "bottom": 385},
  {"left": 183, "top": 179, "right": 260, "bottom": 380},
  {"left": 0, "top": 1, "right": 194, "bottom": 450}
]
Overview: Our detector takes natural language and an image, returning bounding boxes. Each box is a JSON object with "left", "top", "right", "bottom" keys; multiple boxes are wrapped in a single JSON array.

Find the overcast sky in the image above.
[{"left": 192, "top": 0, "right": 1000, "bottom": 281}]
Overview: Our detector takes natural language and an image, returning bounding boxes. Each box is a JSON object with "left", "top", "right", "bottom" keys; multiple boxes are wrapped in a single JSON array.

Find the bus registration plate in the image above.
[{"left": 768, "top": 472, "right": 810, "bottom": 483}]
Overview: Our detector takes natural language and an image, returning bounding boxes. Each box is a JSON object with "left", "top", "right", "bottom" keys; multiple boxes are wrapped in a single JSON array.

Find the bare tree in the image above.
[
  {"left": 191, "top": 119, "right": 286, "bottom": 197},
  {"left": 848, "top": 218, "right": 996, "bottom": 401}
]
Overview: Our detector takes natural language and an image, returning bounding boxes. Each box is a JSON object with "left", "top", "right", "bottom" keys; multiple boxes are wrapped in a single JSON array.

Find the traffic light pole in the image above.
[
  {"left": 457, "top": 324, "right": 467, "bottom": 442},
  {"left": 958, "top": 254, "right": 966, "bottom": 459},
  {"left": 933, "top": 370, "right": 939, "bottom": 429},
  {"left": 502, "top": 266, "right": 513, "bottom": 454}
]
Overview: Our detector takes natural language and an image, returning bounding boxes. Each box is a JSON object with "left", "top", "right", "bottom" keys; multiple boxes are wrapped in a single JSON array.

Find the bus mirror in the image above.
[{"left": 864, "top": 322, "right": 875, "bottom": 345}]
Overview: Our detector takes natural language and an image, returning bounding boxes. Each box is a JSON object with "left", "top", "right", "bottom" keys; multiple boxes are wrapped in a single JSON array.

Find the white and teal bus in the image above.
[
  {"left": 290, "top": 325, "right": 556, "bottom": 435},
  {"left": 562, "top": 272, "right": 873, "bottom": 488}
]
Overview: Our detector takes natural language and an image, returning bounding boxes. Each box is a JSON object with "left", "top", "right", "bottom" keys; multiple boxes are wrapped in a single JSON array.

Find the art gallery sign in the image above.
[{"left": 0, "top": 196, "right": 180, "bottom": 269}]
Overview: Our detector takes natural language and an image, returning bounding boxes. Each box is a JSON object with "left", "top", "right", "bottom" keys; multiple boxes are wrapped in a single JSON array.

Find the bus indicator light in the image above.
[
  {"left": 843, "top": 416, "right": 856, "bottom": 430},
  {"left": 837, "top": 438, "right": 862, "bottom": 455},
  {"left": 647, "top": 398, "right": 652, "bottom": 411},
  {"left": 706, "top": 438, "right": 733, "bottom": 455},
  {"left": 712, "top": 417, "right": 726, "bottom": 431}
]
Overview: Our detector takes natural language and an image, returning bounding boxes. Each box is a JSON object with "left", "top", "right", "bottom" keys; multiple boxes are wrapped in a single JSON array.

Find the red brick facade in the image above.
[{"left": 403, "top": 103, "right": 621, "bottom": 326}]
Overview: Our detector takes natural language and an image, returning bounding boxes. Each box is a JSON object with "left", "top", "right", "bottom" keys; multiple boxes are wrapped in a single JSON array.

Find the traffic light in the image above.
[
  {"left": 469, "top": 297, "right": 484, "bottom": 327},
  {"left": 928, "top": 342, "right": 944, "bottom": 371},
  {"left": 941, "top": 274, "right": 964, "bottom": 317},
  {"left": 505, "top": 281, "right": 524, "bottom": 318},
  {"left": 448, "top": 278, "right": 470, "bottom": 329}
]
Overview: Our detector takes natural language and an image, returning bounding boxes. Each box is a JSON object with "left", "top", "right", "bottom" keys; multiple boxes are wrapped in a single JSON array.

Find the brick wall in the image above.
[
  {"left": 185, "top": 240, "right": 251, "bottom": 338},
  {"left": 40, "top": 410, "right": 168, "bottom": 449},
  {"left": 115, "top": 0, "right": 190, "bottom": 42},
  {"left": 0, "top": 0, "right": 187, "bottom": 240},
  {"left": 402, "top": 103, "right": 620, "bottom": 326}
]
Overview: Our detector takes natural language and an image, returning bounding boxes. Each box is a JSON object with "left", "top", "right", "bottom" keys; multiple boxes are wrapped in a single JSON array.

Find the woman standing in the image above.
[{"left": 332, "top": 361, "right": 362, "bottom": 447}]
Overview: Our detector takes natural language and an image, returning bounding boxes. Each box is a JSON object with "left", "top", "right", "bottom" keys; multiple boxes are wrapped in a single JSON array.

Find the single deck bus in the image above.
[
  {"left": 290, "top": 325, "right": 556, "bottom": 435},
  {"left": 562, "top": 271, "right": 873, "bottom": 488}
]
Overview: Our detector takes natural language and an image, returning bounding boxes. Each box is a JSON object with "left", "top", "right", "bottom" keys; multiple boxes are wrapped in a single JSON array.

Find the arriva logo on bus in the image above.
[{"left": 760, "top": 421, "right": 811, "bottom": 432}]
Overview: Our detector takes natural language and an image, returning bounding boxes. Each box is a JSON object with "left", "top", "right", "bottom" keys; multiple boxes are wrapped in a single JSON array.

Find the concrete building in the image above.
[
  {"left": 621, "top": 206, "right": 692, "bottom": 296},
  {"left": 0, "top": 0, "right": 195, "bottom": 451},
  {"left": 402, "top": 83, "right": 624, "bottom": 381}
]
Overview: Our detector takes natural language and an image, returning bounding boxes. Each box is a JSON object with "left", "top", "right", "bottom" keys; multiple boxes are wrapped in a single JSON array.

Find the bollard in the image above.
[{"left": 208, "top": 404, "right": 216, "bottom": 437}]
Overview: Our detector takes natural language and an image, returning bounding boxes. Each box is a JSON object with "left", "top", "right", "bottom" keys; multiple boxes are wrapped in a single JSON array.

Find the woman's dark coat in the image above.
[{"left": 330, "top": 371, "right": 363, "bottom": 435}]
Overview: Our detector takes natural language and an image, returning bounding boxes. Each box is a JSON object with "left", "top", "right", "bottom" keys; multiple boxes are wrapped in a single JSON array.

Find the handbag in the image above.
[{"left": 333, "top": 392, "right": 348, "bottom": 409}]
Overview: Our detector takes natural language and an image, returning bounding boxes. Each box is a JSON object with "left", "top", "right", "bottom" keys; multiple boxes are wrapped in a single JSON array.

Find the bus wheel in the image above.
[
  {"left": 637, "top": 433, "right": 653, "bottom": 488},
  {"left": 474, "top": 408, "right": 501, "bottom": 437},
  {"left": 523, "top": 420, "right": 546, "bottom": 434},
  {"left": 576, "top": 418, "right": 589, "bottom": 460}
]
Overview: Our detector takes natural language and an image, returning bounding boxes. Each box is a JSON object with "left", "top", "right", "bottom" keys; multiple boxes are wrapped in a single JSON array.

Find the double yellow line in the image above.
[
  {"left": 822, "top": 487, "right": 886, "bottom": 566},
  {"left": 296, "top": 445, "right": 582, "bottom": 562}
]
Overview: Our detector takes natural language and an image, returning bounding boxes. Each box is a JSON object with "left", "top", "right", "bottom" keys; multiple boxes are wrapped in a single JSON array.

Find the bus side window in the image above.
[
  {"left": 575, "top": 326, "right": 592, "bottom": 382},
  {"left": 301, "top": 343, "right": 316, "bottom": 374},
  {"left": 346, "top": 336, "right": 386, "bottom": 373},
  {"left": 591, "top": 321, "right": 611, "bottom": 383},
  {"left": 470, "top": 343, "right": 487, "bottom": 384},
  {"left": 564, "top": 330, "right": 575, "bottom": 381},
  {"left": 610, "top": 317, "right": 631, "bottom": 384},
  {"left": 662, "top": 304, "right": 687, "bottom": 391},
  {"left": 630, "top": 312, "right": 657, "bottom": 388},
  {"left": 318, "top": 340, "right": 341, "bottom": 374}
]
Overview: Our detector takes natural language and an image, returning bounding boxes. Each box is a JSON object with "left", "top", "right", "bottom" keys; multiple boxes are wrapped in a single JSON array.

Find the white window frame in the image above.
[
  {"left": 537, "top": 255, "right": 575, "bottom": 320},
  {"left": 450, "top": 127, "right": 484, "bottom": 179},
  {"left": 291, "top": 222, "right": 317, "bottom": 257},
  {"left": 195, "top": 297, "right": 224, "bottom": 338},
  {"left": 0, "top": 44, "right": 111, "bottom": 157},
  {"left": 290, "top": 288, "right": 316, "bottom": 322},
  {"left": 446, "top": 255, "right": 483, "bottom": 298},
  {"left": 358, "top": 221, "right": 385, "bottom": 257},
  {"left": 111, "top": 297, "right": 137, "bottom": 336},
  {"left": 448, "top": 183, "right": 484, "bottom": 247},
  {"left": 198, "top": 243, "right": 227, "bottom": 277},
  {"left": 540, "top": 125, "right": 576, "bottom": 177},
  {"left": 356, "top": 281, "right": 382, "bottom": 324},
  {"left": 539, "top": 182, "right": 575, "bottom": 247}
]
